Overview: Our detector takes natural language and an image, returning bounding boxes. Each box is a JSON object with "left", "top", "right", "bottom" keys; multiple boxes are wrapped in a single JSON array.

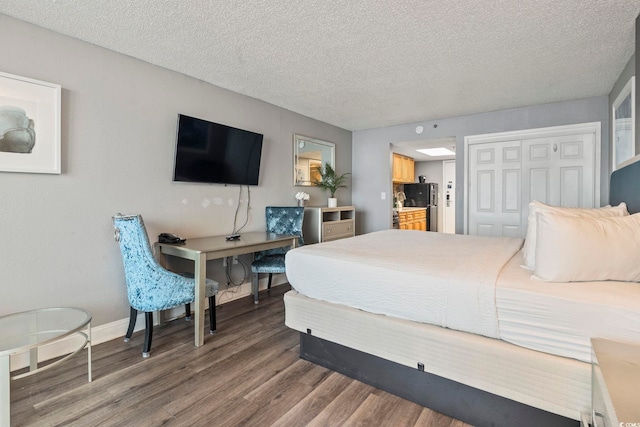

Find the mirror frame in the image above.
[{"left": 293, "top": 134, "right": 335, "bottom": 186}]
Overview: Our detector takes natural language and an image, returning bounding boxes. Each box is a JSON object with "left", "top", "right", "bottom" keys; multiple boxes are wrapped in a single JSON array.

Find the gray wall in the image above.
[
  {"left": 353, "top": 96, "right": 609, "bottom": 234},
  {"left": 0, "top": 15, "right": 351, "bottom": 325}
]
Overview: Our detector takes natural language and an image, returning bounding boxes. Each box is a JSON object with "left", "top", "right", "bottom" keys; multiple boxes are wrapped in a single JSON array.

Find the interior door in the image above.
[
  {"left": 522, "top": 133, "right": 596, "bottom": 207},
  {"left": 468, "top": 140, "right": 522, "bottom": 238}
]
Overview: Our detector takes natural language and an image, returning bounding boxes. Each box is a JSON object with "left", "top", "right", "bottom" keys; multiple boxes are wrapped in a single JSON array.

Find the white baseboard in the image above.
[{"left": 9, "top": 275, "right": 286, "bottom": 372}]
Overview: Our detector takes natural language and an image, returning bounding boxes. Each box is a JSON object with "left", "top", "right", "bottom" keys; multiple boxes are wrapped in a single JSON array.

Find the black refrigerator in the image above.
[{"left": 403, "top": 183, "right": 438, "bottom": 231}]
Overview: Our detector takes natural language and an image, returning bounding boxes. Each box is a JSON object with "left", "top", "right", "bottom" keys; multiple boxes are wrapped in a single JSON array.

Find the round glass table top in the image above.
[{"left": 0, "top": 307, "right": 91, "bottom": 356}]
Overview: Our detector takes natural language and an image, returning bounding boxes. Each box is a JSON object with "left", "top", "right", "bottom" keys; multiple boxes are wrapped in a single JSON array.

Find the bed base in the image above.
[{"left": 300, "top": 332, "right": 578, "bottom": 427}]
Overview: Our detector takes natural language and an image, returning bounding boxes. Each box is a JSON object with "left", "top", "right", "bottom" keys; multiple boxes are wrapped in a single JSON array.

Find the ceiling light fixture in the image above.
[{"left": 416, "top": 147, "right": 455, "bottom": 156}]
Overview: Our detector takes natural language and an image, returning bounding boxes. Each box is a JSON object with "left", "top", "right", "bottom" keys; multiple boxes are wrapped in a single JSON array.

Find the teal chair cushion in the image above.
[
  {"left": 252, "top": 206, "right": 304, "bottom": 274},
  {"left": 113, "top": 214, "right": 218, "bottom": 312}
]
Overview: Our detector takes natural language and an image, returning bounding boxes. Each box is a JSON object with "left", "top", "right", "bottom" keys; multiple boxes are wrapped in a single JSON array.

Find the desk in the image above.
[
  {"left": 0, "top": 307, "right": 92, "bottom": 427},
  {"left": 157, "top": 231, "right": 297, "bottom": 347}
]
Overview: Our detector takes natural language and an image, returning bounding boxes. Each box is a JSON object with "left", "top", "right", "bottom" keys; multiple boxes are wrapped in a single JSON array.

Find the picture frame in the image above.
[
  {"left": 0, "top": 71, "right": 61, "bottom": 174},
  {"left": 612, "top": 76, "right": 635, "bottom": 170}
]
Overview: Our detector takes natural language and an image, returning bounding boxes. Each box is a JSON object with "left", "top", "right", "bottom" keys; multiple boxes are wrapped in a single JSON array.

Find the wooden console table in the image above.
[
  {"left": 157, "top": 231, "right": 297, "bottom": 347},
  {"left": 303, "top": 206, "right": 355, "bottom": 243}
]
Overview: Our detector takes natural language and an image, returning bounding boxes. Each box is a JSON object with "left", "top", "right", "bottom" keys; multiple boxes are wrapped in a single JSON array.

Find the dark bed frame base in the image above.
[{"left": 300, "top": 333, "right": 579, "bottom": 427}]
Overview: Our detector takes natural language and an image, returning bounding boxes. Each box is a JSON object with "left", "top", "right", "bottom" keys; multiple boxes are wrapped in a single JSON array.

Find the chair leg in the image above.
[
  {"left": 209, "top": 296, "right": 216, "bottom": 334},
  {"left": 124, "top": 306, "right": 137, "bottom": 342},
  {"left": 185, "top": 303, "right": 192, "bottom": 321},
  {"left": 142, "top": 312, "right": 153, "bottom": 358},
  {"left": 267, "top": 273, "right": 273, "bottom": 290}
]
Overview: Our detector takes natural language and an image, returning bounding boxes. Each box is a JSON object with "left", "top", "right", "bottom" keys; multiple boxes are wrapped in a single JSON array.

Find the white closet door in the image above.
[
  {"left": 465, "top": 123, "right": 599, "bottom": 239},
  {"left": 522, "top": 133, "right": 596, "bottom": 208},
  {"left": 468, "top": 140, "right": 522, "bottom": 238}
]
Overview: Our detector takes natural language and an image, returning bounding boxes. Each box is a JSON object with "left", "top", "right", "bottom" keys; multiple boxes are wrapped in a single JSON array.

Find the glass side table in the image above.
[{"left": 0, "top": 307, "right": 92, "bottom": 427}]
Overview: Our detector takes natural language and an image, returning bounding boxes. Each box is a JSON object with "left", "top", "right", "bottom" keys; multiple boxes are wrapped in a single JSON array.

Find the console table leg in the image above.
[{"left": 0, "top": 354, "right": 10, "bottom": 427}]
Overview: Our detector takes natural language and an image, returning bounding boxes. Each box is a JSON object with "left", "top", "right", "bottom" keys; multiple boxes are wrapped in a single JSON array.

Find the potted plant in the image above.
[{"left": 313, "top": 162, "right": 350, "bottom": 207}]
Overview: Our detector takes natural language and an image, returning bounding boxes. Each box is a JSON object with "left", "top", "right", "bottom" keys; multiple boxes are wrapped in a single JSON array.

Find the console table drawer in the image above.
[
  {"left": 323, "top": 221, "right": 354, "bottom": 240},
  {"left": 303, "top": 206, "right": 356, "bottom": 244}
]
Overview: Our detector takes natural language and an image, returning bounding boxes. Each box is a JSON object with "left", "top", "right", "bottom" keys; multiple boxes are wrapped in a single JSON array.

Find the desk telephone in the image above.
[{"left": 158, "top": 233, "right": 185, "bottom": 244}]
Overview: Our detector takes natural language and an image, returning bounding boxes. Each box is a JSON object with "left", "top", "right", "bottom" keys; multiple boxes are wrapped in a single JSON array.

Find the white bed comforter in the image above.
[{"left": 285, "top": 229, "right": 523, "bottom": 338}]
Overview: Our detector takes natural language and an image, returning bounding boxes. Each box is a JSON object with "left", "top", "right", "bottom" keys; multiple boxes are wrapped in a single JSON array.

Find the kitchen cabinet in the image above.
[
  {"left": 392, "top": 153, "right": 415, "bottom": 183},
  {"left": 397, "top": 208, "right": 427, "bottom": 231}
]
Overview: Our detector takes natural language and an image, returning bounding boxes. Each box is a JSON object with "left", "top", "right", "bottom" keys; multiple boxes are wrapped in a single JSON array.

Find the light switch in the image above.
[{"left": 381, "top": 192, "right": 386, "bottom": 200}]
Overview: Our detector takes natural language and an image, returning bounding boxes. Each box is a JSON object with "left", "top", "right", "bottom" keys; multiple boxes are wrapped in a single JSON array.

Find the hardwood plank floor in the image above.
[{"left": 10, "top": 285, "right": 470, "bottom": 427}]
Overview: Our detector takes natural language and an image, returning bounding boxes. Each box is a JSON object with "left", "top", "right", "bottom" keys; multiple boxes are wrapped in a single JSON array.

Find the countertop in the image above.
[{"left": 393, "top": 207, "right": 427, "bottom": 212}]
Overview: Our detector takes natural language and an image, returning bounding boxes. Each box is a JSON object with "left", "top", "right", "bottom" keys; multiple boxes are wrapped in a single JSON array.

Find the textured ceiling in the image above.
[{"left": 1, "top": 1, "right": 638, "bottom": 131}]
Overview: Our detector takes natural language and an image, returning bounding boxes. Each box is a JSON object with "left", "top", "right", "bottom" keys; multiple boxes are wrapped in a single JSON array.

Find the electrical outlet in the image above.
[
  {"left": 222, "top": 257, "right": 228, "bottom": 267},
  {"left": 232, "top": 255, "right": 238, "bottom": 265}
]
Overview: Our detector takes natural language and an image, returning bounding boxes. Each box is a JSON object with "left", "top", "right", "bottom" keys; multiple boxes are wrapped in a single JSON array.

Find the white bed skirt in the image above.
[{"left": 284, "top": 290, "right": 590, "bottom": 421}]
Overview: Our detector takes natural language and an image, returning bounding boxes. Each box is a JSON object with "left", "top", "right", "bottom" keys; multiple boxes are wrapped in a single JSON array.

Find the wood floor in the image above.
[{"left": 10, "top": 285, "right": 470, "bottom": 427}]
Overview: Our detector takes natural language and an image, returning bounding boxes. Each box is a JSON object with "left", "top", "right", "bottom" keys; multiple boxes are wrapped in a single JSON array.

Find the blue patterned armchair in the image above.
[
  {"left": 112, "top": 214, "right": 219, "bottom": 357},
  {"left": 251, "top": 206, "right": 304, "bottom": 304}
]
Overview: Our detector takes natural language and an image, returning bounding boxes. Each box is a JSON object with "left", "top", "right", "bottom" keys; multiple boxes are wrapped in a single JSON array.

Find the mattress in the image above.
[
  {"left": 284, "top": 290, "right": 591, "bottom": 421},
  {"left": 496, "top": 251, "right": 640, "bottom": 363},
  {"left": 286, "top": 229, "right": 523, "bottom": 338}
]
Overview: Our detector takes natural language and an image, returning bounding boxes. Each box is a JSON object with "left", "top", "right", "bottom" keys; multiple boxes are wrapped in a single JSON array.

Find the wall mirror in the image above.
[
  {"left": 612, "top": 76, "right": 635, "bottom": 170},
  {"left": 293, "top": 134, "right": 335, "bottom": 186}
]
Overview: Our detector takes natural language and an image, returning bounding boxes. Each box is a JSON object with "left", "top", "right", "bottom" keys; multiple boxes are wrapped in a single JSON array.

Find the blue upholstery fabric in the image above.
[
  {"left": 112, "top": 214, "right": 218, "bottom": 312},
  {"left": 251, "top": 207, "right": 304, "bottom": 274}
]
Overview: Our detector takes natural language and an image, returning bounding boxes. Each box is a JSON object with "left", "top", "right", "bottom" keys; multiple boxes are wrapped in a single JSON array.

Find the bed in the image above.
[{"left": 283, "top": 159, "right": 640, "bottom": 427}]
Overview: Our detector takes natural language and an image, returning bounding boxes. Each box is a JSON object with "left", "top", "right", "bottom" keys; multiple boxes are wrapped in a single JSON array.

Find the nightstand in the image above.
[{"left": 591, "top": 338, "right": 640, "bottom": 427}]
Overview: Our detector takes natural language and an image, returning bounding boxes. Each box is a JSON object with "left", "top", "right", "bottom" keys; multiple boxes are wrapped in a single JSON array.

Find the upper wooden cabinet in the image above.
[{"left": 392, "top": 153, "right": 415, "bottom": 183}]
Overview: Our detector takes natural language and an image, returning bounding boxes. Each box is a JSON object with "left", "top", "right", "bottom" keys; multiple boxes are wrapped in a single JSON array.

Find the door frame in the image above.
[
  {"left": 442, "top": 159, "right": 456, "bottom": 234},
  {"left": 462, "top": 122, "right": 601, "bottom": 234}
]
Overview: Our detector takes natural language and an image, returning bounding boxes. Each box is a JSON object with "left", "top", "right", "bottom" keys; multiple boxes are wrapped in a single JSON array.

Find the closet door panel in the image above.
[
  {"left": 521, "top": 132, "right": 595, "bottom": 234},
  {"left": 560, "top": 166, "right": 583, "bottom": 207},
  {"left": 529, "top": 168, "right": 550, "bottom": 204},
  {"left": 468, "top": 140, "right": 522, "bottom": 237}
]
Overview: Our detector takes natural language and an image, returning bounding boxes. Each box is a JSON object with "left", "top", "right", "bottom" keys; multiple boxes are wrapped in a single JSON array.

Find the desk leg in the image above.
[
  {"left": 154, "top": 243, "right": 168, "bottom": 326},
  {"left": 252, "top": 273, "right": 259, "bottom": 305},
  {"left": 0, "top": 354, "right": 9, "bottom": 427},
  {"left": 194, "top": 253, "right": 206, "bottom": 347}
]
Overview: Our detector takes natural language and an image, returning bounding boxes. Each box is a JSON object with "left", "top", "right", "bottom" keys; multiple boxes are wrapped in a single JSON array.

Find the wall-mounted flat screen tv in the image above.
[{"left": 173, "top": 114, "right": 263, "bottom": 185}]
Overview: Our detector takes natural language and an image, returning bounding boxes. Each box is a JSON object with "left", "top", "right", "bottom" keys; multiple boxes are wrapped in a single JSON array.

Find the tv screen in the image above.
[{"left": 173, "top": 114, "right": 263, "bottom": 185}]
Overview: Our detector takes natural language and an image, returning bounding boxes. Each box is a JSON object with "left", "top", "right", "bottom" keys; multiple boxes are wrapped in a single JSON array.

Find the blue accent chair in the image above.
[
  {"left": 251, "top": 206, "right": 304, "bottom": 304},
  {"left": 112, "top": 214, "right": 219, "bottom": 357}
]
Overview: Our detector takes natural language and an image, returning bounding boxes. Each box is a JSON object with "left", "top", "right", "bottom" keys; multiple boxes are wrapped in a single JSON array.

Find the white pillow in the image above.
[
  {"left": 522, "top": 201, "right": 628, "bottom": 270},
  {"left": 534, "top": 212, "right": 640, "bottom": 282}
]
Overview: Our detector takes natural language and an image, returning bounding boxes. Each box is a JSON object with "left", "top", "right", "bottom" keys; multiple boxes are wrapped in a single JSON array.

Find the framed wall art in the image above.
[
  {"left": 612, "top": 76, "right": 635, "bottom": 170},
  {"left": 0, "top": 71, "right": 61, "bottom": 174}
]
